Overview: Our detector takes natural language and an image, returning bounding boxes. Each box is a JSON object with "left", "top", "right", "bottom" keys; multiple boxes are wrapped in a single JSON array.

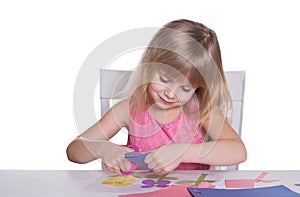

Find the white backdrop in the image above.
[{"left": 0, "top": 0, "right": 299, "bottom": 170}]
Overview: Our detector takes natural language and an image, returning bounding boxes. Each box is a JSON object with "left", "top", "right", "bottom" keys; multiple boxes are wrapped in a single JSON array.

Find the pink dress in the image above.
[{"left": 128, "top": 102, "right": 209, "bottom": 170}]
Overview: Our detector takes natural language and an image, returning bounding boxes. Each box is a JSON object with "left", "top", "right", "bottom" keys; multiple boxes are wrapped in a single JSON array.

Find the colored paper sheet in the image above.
[
  {"left": 225, "top": 179, "right": 255, "bottom": 188},
  {"left": 102, "top": 176, "right": 136, "bottom": 186},
  {"left": 119, "top": 185, "right": 192, "bottom": 197},
  {"left": 225, "top": 172, "right": 279, "bottom": 188},
  {"left": 188, "top": 185, "right": 300, "bottom": 197},
  {"left": 125, "top": 152, "right": 152, "bottom": 171},
  {"left": 179, "top": 182, "right": 215, "bottom": 189}
]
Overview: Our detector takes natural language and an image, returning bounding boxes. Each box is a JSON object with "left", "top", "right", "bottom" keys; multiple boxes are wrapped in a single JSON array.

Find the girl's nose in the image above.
[{"left": 164, "top": 88, "right": 176, "bottom": 99}]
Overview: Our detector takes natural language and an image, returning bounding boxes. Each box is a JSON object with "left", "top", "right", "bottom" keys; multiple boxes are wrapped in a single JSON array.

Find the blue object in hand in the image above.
[{"left": 125, "top": 151, "right": 152, "bottom": 171}]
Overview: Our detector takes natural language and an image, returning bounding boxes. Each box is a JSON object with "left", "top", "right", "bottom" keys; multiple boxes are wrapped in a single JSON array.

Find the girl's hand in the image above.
[
  {"left": 100, "top": 142, "right": 133, "bottom": 174},
  {"left": 144, "top": 143, "right": 189, "bottom": 174}
]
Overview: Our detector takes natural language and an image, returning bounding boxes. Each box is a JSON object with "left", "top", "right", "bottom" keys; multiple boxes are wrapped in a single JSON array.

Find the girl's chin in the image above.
[{"left": 153, "top": 102, "right": 180, "bottom": 110}]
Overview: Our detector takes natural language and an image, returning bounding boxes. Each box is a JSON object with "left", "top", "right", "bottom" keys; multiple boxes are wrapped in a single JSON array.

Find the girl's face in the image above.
[{"left": 148, "top": 71, "right": 196, "bottom": 110}]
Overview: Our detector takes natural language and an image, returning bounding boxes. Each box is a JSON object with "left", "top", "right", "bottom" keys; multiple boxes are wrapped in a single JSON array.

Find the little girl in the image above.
[{"left": 67, "top": 19, "right": 247, "bottom": 174}]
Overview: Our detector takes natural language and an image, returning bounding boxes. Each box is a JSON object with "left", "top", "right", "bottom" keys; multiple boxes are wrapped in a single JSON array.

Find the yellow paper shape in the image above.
[{"left": 102, "top": 176, "right": 136, "bottom": 186}]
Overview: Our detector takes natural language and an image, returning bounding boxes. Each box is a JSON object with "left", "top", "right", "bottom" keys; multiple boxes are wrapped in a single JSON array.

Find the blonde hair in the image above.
[{"left": 126, "top": 19, "right": 232, "bottom": 125}]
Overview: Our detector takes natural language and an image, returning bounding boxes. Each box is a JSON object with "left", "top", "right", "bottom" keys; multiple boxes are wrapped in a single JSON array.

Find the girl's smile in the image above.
[
  {"left": 158, "top": 92, "right": 177, "bottom": 105},
  {"left": 148, "top": 72, "right": 196, "bottom": 110}
]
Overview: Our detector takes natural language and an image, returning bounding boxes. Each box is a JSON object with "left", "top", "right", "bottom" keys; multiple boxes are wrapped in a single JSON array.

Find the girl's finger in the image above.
[
  {"left": 105, "top": 165, "right": 115, "bottom": 173},
  {"left": 124, "top": 159, "right": 132, "bottom": 171},
  {"left": 144, "top": 153, "right": 154, "bottom": 164},
  {"left": 118, "top": 160, "right": 127, "bottom": 172},
  {"left": 113, "top": 167, "right": 122, "bottom": 174},
  {"left": 105, "top": 163, "right": 121, "bottom": 174}
]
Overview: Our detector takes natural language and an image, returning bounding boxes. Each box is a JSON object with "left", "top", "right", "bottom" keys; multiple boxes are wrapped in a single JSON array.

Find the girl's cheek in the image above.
[
  {"left": 150, "top": 83, "right": 167, "bottom": 92},
  {"left": 178, "top": 92, "right": 194, "bottom": 104}
]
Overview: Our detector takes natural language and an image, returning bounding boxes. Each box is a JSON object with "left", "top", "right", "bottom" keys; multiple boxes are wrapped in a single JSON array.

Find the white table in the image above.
[{"left": 1, "top": 170, "right": 300, "bottom": 196}]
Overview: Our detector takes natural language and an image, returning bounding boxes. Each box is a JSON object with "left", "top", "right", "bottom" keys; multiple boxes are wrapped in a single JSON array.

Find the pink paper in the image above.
[
  {"left": 179, "top": 182, "right": 215, "bottom": 189},
  {"left": 198, "top": 182, "right": 216, "bottom": 188},
  {"left": 225, "top": 179, "right": 255, "bottom": 188},
  {"left": 119, "top": 182, "right": 215, "bottom": 197},
  {"left": 225, "top": 172, "right": 279, "bottom": 189},
  {"left": 119, "top": 185, "right": 192, "bottom": 197}
]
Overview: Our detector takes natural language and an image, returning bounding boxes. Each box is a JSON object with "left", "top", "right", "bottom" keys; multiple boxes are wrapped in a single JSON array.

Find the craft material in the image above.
[
  {"left": 176, "top": 173, "right": 215, "bottom": 188},
  {"left": 119, "top": 185, "right": 193, "bottom": 197},
  {"left": 122, "top": 144, "right": 152, "bottom": 174},
  {"left": 225, "top": 172, "right": 279, "bottom": 188},
  {"left": 188, "top": 185, "right": 300, "bottom": 197},
  {"left": 125, "top": 152, "right": 152, "bottom": 171},
  {"left": 141, "top": 173, "right": 176, "bottom": 188},
  {"left": 102, "top": 175, "right": 136, "bottom": 186}
]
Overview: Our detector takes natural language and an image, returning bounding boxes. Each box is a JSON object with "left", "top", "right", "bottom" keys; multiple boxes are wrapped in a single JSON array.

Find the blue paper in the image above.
[
  {"left": 188, "top": 185, "right": 300, "bottom": 197},
  {"left": 125, "top": 152, "right": 152, "bottom": 171}
]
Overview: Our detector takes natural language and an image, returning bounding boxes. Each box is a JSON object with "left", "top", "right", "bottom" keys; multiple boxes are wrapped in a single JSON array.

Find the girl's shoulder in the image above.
[
  {"left": 114, "top": 98, "right": 129, "bottom": 106},
  {"left": 110, "top": 98, "right": 130, "bottom": 126}
]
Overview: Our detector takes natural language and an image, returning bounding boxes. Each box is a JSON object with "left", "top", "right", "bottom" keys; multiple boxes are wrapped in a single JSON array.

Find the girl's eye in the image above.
[
  {"left": 182, "top": 86, "right": 192, "bottom": 92},
  {"left": 159, "top": 75, "right": 170, "bottom": 83}
]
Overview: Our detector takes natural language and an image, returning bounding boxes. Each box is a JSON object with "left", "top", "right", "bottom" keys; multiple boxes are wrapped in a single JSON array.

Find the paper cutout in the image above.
[
  {"left": 225, "top": 179, "right": 255, "bottom": 188},
  {"left": 179, "top": 182, "right": 215, "bottom": 189},
  {"left": 102, "top": 175, "right": 136, "bottom": 186},
  {"left": 122, "top": 144, "right": 151, "bottom": 175},
  {"left": 110, "top": 173, "right": 142, "bottom": 178},
  {"left": 145, "top": 174, "right": 178, "bottom": 180},
  {"left": 176, "top": 173, "right": 215, "bottom": 188},
  {"left": 141, "top": 173, "right": 177, "bottom": 188},
  {"left": 141, "top": 179, "right": 170, "bottom": 188},
  {"left": 197, "top": 182, "right": 215, "bottom": 188},
  {"left": 119, "top": 174, "right": 217, "bottom": 197},
  {"left": 122, "top": 151, "right": 152, "bottom": 174},
  {"left": 102, "top": 172, "right": 218, "bottom": 190},
  {"left": 125, "top": 152, "right": 152, "bottom": 170},
  {"left": 188, "top": 185, "right": 300, "bottom": 197},
  {"left": 255, "top": 171, "right": 279, "bottom": 183},
  {"left": 225, "top": 172, "right": 279, "bottom": 188},
  {"left": 119, "top": 185, "right": 194, "bottom": 197}
]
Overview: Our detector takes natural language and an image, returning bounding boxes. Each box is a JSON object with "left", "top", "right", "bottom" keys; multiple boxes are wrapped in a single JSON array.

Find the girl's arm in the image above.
[
  {"left": 66, "top": 99, "right": 131, "bottom": 165},
  {"left": 145, "top": 113, "right": 247, "bottom": 173},
  {"left": 182, "top": 113, "right": 247, "bottom": 166}
]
